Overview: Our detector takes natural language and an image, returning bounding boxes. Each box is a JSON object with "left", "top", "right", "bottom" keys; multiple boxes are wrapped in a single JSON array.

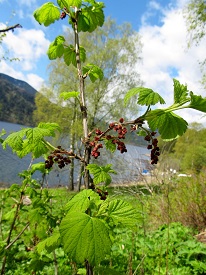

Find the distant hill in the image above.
[{"left": 0, "top": 73, "right": 37, "bottom": 126}]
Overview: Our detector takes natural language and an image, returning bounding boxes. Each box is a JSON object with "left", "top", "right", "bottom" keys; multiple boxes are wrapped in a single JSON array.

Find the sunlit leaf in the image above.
[
  {"left": 107, "top": 199, "right": 139, "bottom": 227},
  {"left": 124, "top": 87, "right": 165, "bottom": 106},
  {"left": 60, "top": 212, "right": 112, "bottom": 265},
  {"left": 137, "top": 88, "right": 165, "bottom": 106},
  {"left": 78, "top": 13, "right": 90, "bottom": 32},
  {"left": 3, "top": 123, "right": 60, "bottom": 158},
  {"left": 31, "top": 162, "right": 48, "bottom": 174},
  {"left": 64, "top": 45, "right": 76, "bottom": 66},
  {"left": 60, "top": 91, "right": 79, "bottom": 100},
  {"left": 82, "top": 5, "right": 104, "bottom": 32},
  {"left": 146, "top": 109, "right": 188, "bottom": 140},
  {"left": 33, "top": 2, "right": 60, "bottom": 26},
  {"left": 173, "top": 78, "right": 189, "bottom": 104},
  {"left": 38, "top": 122, "right": 61, "bottom": 135},
  {"left": 83, "top": 63, "right": 103, "bottom": 82},
  {"left": 2, "top": 128, "right": 27, "bottom": 151},
  {"left": 36, "top": 232, "right": 61, "bottom": 254},
  {"left": 64, "top": 45, "right": 86, "bottom": 66},
  {"left": 104, "top": 139, "right": 116, "bottom": 153},
  {"left": 188, "top": 92, "right": 206, "bottom": 112},
  {"left": 68, "top": 0, "right": 82, "bottom": 8},
  {"left": 65, "top": 189, "right": 100, "bottom": 212},
  {"left": 86, "top": 164, "right": 116, "bottom": 185},
  {"left": 47, "top": 36, "right": 65, "bottom": 60}
]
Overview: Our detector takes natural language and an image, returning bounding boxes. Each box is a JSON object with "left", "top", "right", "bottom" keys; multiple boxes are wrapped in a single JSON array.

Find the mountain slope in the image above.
[{"left": 0, "top": 73, "right": 37, "bottom": 126}]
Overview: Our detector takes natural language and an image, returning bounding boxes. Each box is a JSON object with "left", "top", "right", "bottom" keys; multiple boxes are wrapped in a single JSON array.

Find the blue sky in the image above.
[{"left": 0, "top": 0, "right": 206, "bottom": 125}]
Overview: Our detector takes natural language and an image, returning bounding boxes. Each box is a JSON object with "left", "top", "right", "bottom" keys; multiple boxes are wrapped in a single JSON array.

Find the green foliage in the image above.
[
  {"left": 146, "top": 109, "right": 188, "bottom": 140},
  {"left": 76, "top": 2, "right": 105, "bottom": 32},
  {"left": 106, "top": 199, "right": 139, "bottom": 227},
  {"left": 107, "top": 222, "right": 206, "bottom": 274},
  {"left": 47, "top": 35, "right": 65, "bottom": 59},
  {"left": 124, "top": 79, "right": 206, "bottom": 140},
  {"left": 83, "top": 63, "right": 103, "bottom": 82},
  {"left": 64, "top": 189, "right": 99, "bottom": 212},
  {"left": 189, "top": 92, "right": 206, "bottom": 112},
  {"left": 59, "top": 91, "right": 80, "bottom": 100},
  {"left": 185, "top": 0, "right": 206, "bottom": 45},
  {"left": 36, "top": 232, "right": 61, "bottom": 254},
  {"left": 59, "top": 189, "right": 138, "bottom": 266},
  {"left": 2, "top": 122, "right": 60, "bottom": 158},
  {"left": 60, "top": 212, "right": 112, "bottom": 265},
  {"left": 64, "top": 45, "right": 86, "bottom": 67},
  {"left": 33, "top": 2, "right": 60, "bottom": 26},
  {"left": 86, "top": 163, "right": 117, "bottom": 185},
  {"left": 160, "top": 125, "right": 206, "bottom": 172},
  {"left": 124, "top": 87, "right": 165, "bottom": 106}
]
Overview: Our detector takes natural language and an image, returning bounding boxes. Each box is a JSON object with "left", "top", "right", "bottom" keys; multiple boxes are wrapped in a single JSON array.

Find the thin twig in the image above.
[
  {"left": 132, "top": 255, "right": 146, "bottom": 275},
  {"left": 5, "top": 222, "right": 30, "bottom": 249},
  {"left": 0, "top": 24, "right": 22, "bottom": 33}
]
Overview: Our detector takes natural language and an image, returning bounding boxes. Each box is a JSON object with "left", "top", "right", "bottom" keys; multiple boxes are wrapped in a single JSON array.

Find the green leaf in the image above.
[
  {"left": 104, "top": 139, "right": 116, "bottom": 153},
  {"left": 47, "top": 36, "right": 65, "bottom": 60},
  {"left": 78, "top": 13, "right": 90, "bottom": 32},
  {"left": 137, "top": 88, "right": 165, "bottom": 106},
  {"left": 124, "top": 87, "right": 165, "bottom": 106},
  {"left": 188, "top": 92, "right": 206, "bottom": 112},
  {"left": 60, "top": 91, "right": 79, "bottom": 100},
  {"left": 64, "top": 45, "right": 86, "bottom": 67},
  {"left": 60, "top": 212, "right": 112, "bottom": 265},
  {"left": 173, "top": 78, "right": 189, "bottom": 104},
  {"left": 107, "top": 199, "right": 139, "bottom": 227},
  {"left": 137, "top": 130, "right": 147, "bottom": 137},
  {"left": 2, "top": 128, "right": 27, "bottom": 151},
  {"left": 82, "top": 5, "right": 104, "bottom": 32},
  {"left": 83, "top": 63, "right": 103, "bottom": 82},
  {"left": 29, "top": 209, "right": 42, "bottom": 224},
  {"left": 65, "top": 189, "right": 100, "bottom": 212},
  {"left": 17, "top": 139, "right": 48, "bottom": 158},
  {"left": 64, "top": 45, "right": 76, "bottom": 66},
  {"left": 2, "top": 209, "right": 15, "bottom": 221},
  {"left": 86, "top": 164, "right": 117, "bottom": 185},
  {"left": 36, "top": 232, "right": 61, "bottom": 254},
  {"left": 33, "top": 2, "right": 60, "bottom": 27},
  {"left": 58, "top": 0, "right": 82, "bottom": 9},
  {"left": 37, "top": 122, "right": 61, "bottom": 135},
  {"left": 69, "top": 0, "right": 82, "bottom": 8},
  {"left": 146, "top": 109, "right": 188, "bottom": 140},
  {"left": 31, "top": 162, "right": 48, "bottom": 174},
  {"left": 3, "top": 123, "right": 59, "bottom": 158}
]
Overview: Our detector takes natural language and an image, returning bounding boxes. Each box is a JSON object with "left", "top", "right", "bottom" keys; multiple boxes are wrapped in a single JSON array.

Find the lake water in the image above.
[{"left": 0, "top": 121, "right": 150, "bottom": 186}]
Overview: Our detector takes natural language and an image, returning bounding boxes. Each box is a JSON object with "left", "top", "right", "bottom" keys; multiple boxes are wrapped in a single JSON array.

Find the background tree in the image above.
[
  {"left": 184, "top": 0, "right": 206, "bottom": 88},
  {"left": 185, "top": 0, "right": 206, "bottom": 46},
  {"left": 45, "top": 18, "right": 142, "bottom": 127},
  {"left": 33, "top": 18, "right": 142, "bottom": 189},
  {"left": 159, "top": 123, "right": 206, "bottom": 173}
]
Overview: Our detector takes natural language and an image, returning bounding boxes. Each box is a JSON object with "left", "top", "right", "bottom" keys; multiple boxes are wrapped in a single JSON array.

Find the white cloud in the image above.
[
  {"left": 18, "top": 0, "right": 37, "bottom": 8},
  {"left": 25, "top": 73, "right": 44, "bottom": 90},
  {"left": 137, "top": 0, "right": 206, "bottom": 125},
  {"left": 2, "top": 28, "right": 50, "bottom": 71}
]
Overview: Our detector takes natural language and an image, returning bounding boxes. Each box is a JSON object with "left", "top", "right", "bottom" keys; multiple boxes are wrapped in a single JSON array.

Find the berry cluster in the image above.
[
  {"left": 89, "top": 118, "right": 128, "bottom": 159},
  {"left": 144, "top": 132, "right": 160, "bottom": 164},
  {"left": 45, "top": 146, "right": 71, "bottom": 169},
  {"left": 96, "top": 188, "right": 108, "bottom": 200},
  {"left": 60, "top": 11, "right": 66, "bottom": 19}
]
